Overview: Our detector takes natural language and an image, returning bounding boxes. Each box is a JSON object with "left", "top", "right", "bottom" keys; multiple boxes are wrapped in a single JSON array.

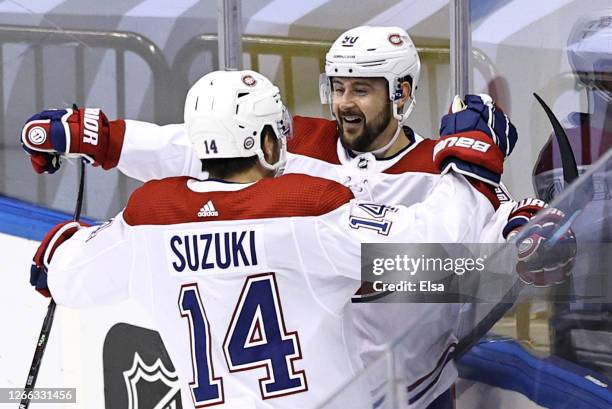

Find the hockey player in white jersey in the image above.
[
  {"left": 21, "top": 27, "right": 535, "bottom": 408},
  {"left": 28, "top": 70, "right": 497, "bottom": 409},
  {"left": 20, "top": 26, "right": 513, "bottom": 212}
]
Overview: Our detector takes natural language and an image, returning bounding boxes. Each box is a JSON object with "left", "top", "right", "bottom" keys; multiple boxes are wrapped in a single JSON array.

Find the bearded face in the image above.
[{"left": 331, "top": 77, "right": 397, "bottom": 152}]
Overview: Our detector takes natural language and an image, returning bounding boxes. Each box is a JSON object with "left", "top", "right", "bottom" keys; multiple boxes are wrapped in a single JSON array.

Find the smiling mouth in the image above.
[{"left": 342, "top": 115, "right": 363, "bottom": 125}]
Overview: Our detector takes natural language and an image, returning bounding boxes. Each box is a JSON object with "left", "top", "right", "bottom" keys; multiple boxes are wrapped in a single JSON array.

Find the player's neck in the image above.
[
  {"left": 214, "top": 166, "right": 270, "bottom": 184},
  {"left": 368, "top": 124, "right": 410, "bottom": 158},
  {"left": 383, "top": 127, "right": 410, "bottom": 157}
]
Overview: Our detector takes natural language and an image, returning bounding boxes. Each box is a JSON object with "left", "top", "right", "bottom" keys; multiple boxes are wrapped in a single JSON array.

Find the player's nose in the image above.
[{"left": 336, "top": 92, "right": 357, "bottom": 111}]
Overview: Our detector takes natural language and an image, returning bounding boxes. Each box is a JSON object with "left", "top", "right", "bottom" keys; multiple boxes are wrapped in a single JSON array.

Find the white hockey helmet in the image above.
[
  {"left": 184, "top": 70, "right": 292, "bottom": 176},
  {"left": 320, "top": 26, "right": 421, "bottom": 125},
  {"left": 567, "top": 12, "right": 612, "bottom": 97}
]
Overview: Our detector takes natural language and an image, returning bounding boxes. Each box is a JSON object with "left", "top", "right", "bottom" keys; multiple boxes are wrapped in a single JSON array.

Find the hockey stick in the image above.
[
  {"left": 451, "top": 93, "right": 579, "bottom": 361},
  {"left": 19, "top": 124, "right": 86, "bottom": 408}
]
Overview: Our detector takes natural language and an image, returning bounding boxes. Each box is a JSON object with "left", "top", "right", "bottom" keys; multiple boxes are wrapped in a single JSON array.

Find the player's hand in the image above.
[
  {"left": 434, "top": 94, "right": 518, "bottom": 186},
  {"left": 31, "top": 221, "right": 89, "bottom": 297},
  {"left": 21, "top": 107, "right": 124, "bottom": 174},
  {"left": 504, "top": 199, "right": 577, "bottom": 287}
]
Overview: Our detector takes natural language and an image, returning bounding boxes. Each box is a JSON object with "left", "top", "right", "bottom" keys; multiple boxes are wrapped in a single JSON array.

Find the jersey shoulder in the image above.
[
  {"left": 123, "top": 174, "right": 354, "bottom": 226},
  {"left": 384, "top": 136, "right": 440, "bottom": 175},
  {"left": 289, "top": 116, "right": 341, "bottom": 164}
]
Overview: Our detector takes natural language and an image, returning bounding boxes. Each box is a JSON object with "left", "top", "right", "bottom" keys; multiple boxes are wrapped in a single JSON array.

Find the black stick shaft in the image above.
[{"left": 19, "top": 157, "right": 85, "bottom": 408}]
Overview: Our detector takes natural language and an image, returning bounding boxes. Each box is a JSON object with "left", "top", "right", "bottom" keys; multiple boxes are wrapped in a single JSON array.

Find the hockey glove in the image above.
[
  {"left": 31, "top": 221, "right": 89, "bottom": 297},
  {"left": 434, "top": 94, "right": 518, "bottom": 186},
  {"left": 504, "top": 199, "right": 576, "bottom": 287},
  {"left": 21, "top": 107, "right": 125, "bottom": 174}
]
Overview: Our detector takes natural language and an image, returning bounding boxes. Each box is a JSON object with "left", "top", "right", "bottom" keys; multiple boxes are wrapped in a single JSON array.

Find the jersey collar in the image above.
[
  {"left": 336, "top": 127, "right": 425, "bottom": 172},
  {"left": 187, "top": 178, "right": 255, "bottom": 193}
]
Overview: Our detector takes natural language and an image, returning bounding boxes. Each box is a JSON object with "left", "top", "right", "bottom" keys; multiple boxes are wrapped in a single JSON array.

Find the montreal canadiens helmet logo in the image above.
[
  {"left": 244, "top": 137, "right": 255, "bottom": 149},
  {"left": 242, "top": 75, "right": 257, "bottom": 87},
  {"left": 28, "top": 126, "right": 47, "bottom": 145},
  {"left": 388, "top": 34, "right": 403, "bottom": 46}
]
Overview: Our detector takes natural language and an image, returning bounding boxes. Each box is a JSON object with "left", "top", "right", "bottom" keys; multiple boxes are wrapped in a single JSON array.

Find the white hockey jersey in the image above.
[
  {"left": 110, "top": 116, "right": 512, "bottom": 407},
  {"left": 48, "top": 173, "right": 492, "bottom": 409},
  {"left": 116, "top": 117, "right": 514, "bottom": 242}
]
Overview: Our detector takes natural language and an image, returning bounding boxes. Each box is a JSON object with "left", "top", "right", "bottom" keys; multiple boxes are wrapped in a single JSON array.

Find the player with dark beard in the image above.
[
  {"left": 21, "top": 26, "right": 528, "bottom": 408},
  {"left": 332, "top": 77, "right": 395, "bottom": 153}
]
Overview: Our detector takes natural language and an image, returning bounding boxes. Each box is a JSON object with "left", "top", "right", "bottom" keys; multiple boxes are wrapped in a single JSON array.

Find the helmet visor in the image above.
[
  {"left": 319, "top": 73, "right": 332, "bottom": 104},
  {"left": 277, "top": 105, "right": 294, "bottom": 141}
]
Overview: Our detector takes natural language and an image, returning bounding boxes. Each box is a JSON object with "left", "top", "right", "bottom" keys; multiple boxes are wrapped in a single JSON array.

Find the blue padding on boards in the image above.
[
  {"left": 457, "top": 336, "right": 612, "bottom": 408},
  {"left": 0, "top": 195, "right": 97, "bottom": 241}
]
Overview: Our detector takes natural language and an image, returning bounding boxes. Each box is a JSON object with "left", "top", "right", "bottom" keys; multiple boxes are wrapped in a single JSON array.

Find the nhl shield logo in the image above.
[
  {"left": 104, "top": 323, "right": 182, "bottom": 409},
  {"left": 123, "top": 352, "right": 181, "bottom": 409}
]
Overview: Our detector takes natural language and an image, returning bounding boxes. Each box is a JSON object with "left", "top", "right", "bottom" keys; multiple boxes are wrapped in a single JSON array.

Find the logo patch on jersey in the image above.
[
  {"left": 198, "top": 200, "right": 219, "bottom": 218},
  {"left": 86, "top": 218, "right": 115, "bottom": 242},
  {"left": 357, "top": 156, "right": 369, "bottom": 169}
]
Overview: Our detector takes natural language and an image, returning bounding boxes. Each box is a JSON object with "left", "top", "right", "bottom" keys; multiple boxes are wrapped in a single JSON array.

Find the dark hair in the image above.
[
  {"left": 201, "top": 156, "right": 258, "bottom": 178},
  {"left": 401, "top": 75, "right": 414, "bottom": 89},
  {"left": 200, "top": 125, "right": 276, "bottom": 179}
]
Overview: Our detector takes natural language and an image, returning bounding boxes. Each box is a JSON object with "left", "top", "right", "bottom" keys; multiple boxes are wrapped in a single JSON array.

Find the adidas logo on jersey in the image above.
[{"left": 198, "top": 200, "right": 219, "bottom": 218}]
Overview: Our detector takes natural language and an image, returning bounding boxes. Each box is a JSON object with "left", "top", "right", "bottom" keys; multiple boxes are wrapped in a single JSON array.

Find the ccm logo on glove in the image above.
[{"left": 433, "top": 136, "right": 491, "bottom": 157}]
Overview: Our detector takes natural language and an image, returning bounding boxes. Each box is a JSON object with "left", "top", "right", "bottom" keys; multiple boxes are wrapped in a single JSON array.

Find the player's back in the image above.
[{"left": 119, "top": 174, "right": 368, "bottom": 409}]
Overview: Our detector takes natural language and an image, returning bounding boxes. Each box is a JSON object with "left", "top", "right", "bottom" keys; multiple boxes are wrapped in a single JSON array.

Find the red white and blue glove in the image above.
[
  {"left": 503, "top": 198, "right": 577, "bottom": 287},
  {"left": 434, "top": 94, "right": 518, "bottom": 186},
  {"left": 30, "top": 221, "right": 89, "bottom": 297},
  {"left": 21, "top": 107, "right": 125, "bottom": 174}
]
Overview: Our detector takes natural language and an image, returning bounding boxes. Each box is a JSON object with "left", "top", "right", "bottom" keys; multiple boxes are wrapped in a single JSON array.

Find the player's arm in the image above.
[
  {"left": 316, "top": 172, "right": 495, "bottom": 282},
  {"left": 29, "top": 212, "right": 136, "bottom": 308},
  {"left": 21, "top": 107, "right": 203, "bottom": 181}
]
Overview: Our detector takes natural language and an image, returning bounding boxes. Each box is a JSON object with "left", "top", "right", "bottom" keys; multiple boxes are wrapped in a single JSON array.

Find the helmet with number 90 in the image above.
[
  {"left": 184, "top": 70, "right": 293, "bottom": 176},
  {"left": 320, "top": 26, "right": 421, "bottom": 126}
]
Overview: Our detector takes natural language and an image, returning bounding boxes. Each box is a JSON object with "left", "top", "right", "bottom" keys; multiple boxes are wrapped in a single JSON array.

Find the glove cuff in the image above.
[
  {"left": 433, "top": 131, "right": 504, "bottom": 185},
  {"left": 102, "top": 119, "right": 126, "bottom": 170},
  {"left": 466, "top": 178, "right": 500, "bottom": 210},
  {"left": 502, "top": 198, "right": 549, "bottom": 239}
]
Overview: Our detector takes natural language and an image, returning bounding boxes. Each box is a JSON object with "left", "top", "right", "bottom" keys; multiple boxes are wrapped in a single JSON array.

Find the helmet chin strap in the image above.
[
  {"left": 350, "top": 97, "right": 414, "bottom": 158},
  {"left": 353, "top": 120, "right": 402, "bottom": 157}
]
